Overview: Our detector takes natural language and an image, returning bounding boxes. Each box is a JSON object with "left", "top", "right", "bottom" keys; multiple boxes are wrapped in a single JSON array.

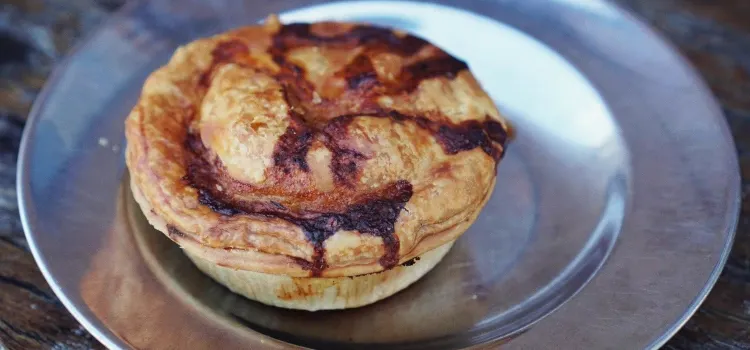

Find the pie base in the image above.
[{"left": 184, "top": 241, "right": 454, "bottom": 311}]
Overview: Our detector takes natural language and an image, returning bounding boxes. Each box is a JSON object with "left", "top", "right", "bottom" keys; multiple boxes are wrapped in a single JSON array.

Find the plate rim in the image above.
[
  {"left": 607, "top": 1, "right": 740, "bottom": 348},
  {"left": 16, "top": 1, "right": 143, "bottom": 348}
]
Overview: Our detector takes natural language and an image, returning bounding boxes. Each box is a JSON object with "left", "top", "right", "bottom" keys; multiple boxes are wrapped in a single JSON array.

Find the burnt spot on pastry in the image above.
[
  {"left": 328, "top": 109, "right": 508, "bottom": 162},
  {"left": 293, "top": 180, "right": 412, "bottom": 274},
  {"left": 341, "top": 54, "right": 380, "bottom": 90},
  {"left": 273, "top": 57, "right": 318, "bottom": 107},
  {"left": 434, "top": 120, "right": 506, "bottom": 161},
  {"left": 294, "top": 180, "right": 412, "bottom": 274},
  {"left": 273, "top": 119, "right": 314, "bottom": 173},
  {"left": 401, "top": 256, "right": 420, "bottom": 267},
  {"left": 330, "top": 147, "right": 368, "bottom": 185},
  {"left": 166, "top": 225, "right": 186, "bottom": 239},
  {"left": 321, "top": 115, "right": 369, "bottom": 185},
  {"left": 271, "top": 84, "right": 316, "bottom": 173},
  {"left": 405, "top": 56, "right": 468, "bottom": 80},
  {"left": 379, "top": 235, "right": 400, "bottom": 269},
  {"left": 212, "top": 40, "right": 249, "bottom": 61},
  {"left": 414, "top": 117, "right": 507, "bottom": 162},
  {"left": 196, "top": 188, "right": 242, "bottom": 216},
  {"left": 199, "top": 40, "right": 249, "bottom": 88},
  {"left": 484, "top": 118, "right": 509, "bottom": 144},
  {"left": 399, "top": 55, "right": 468, "bottom": 93},
  {"left": 272, "top": 23, "right": 428, "bottom": 56},
  {"left": 341, "top": 180, "right": 412, "bottom": 235}
]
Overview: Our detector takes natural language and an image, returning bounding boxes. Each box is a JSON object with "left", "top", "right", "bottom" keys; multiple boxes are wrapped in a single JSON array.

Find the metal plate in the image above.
[{"left": 18, "top": 0, "right": 739, "bottom": 349}]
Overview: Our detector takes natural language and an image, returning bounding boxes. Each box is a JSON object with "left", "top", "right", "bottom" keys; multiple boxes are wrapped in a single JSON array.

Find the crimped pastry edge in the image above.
[{"left": 130, "top": 174, "right": 492, "bottom": 277}]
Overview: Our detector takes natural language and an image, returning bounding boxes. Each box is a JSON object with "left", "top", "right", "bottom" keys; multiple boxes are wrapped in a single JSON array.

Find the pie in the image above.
[{"left": 125, "top": 15, "right": 510, "bottom": 311}]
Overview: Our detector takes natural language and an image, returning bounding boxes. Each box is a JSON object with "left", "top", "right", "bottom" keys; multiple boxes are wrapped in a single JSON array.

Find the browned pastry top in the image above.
[{"left": 125, "top": 15, "right": 509, "bottom": 277}]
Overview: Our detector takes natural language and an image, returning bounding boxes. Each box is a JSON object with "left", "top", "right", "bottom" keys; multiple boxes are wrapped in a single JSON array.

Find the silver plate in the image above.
[{"left": 18, "top": 0, "right": 739, "bottom": 349}]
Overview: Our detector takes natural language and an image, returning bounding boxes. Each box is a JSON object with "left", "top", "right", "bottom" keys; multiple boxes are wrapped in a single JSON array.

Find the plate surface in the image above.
[{"left": 18, "top": 0, "right": 739, "bottom": 349}]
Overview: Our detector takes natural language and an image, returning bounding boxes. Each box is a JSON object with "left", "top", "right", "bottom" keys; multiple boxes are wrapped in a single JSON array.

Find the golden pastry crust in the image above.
[{"left": 125, "top": 16, "right": 509, "bottom": 278}]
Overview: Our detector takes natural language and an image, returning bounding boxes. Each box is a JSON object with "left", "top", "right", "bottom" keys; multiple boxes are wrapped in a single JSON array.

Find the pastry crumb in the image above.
[
  {"left": 312, "top": 91, "right": 322, "bottom": 104},
  {"left": 98, "top": 137, "right": 109, "bottom": 147}
]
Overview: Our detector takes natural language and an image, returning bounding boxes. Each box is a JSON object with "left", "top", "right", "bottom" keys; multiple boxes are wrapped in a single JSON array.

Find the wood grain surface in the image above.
[{"left": 0, "top": 0, "right": 748, "bottom": 349}]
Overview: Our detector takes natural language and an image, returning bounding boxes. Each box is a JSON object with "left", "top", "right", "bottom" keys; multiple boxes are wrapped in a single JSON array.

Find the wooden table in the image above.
[{"left": 0, "top": 0, "right": 748, "bottom": 348}]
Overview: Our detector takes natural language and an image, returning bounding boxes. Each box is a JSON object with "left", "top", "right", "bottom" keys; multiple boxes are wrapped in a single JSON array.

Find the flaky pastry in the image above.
[{"left": 125, "top": 15, "right": 509, "bottom": 310}]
